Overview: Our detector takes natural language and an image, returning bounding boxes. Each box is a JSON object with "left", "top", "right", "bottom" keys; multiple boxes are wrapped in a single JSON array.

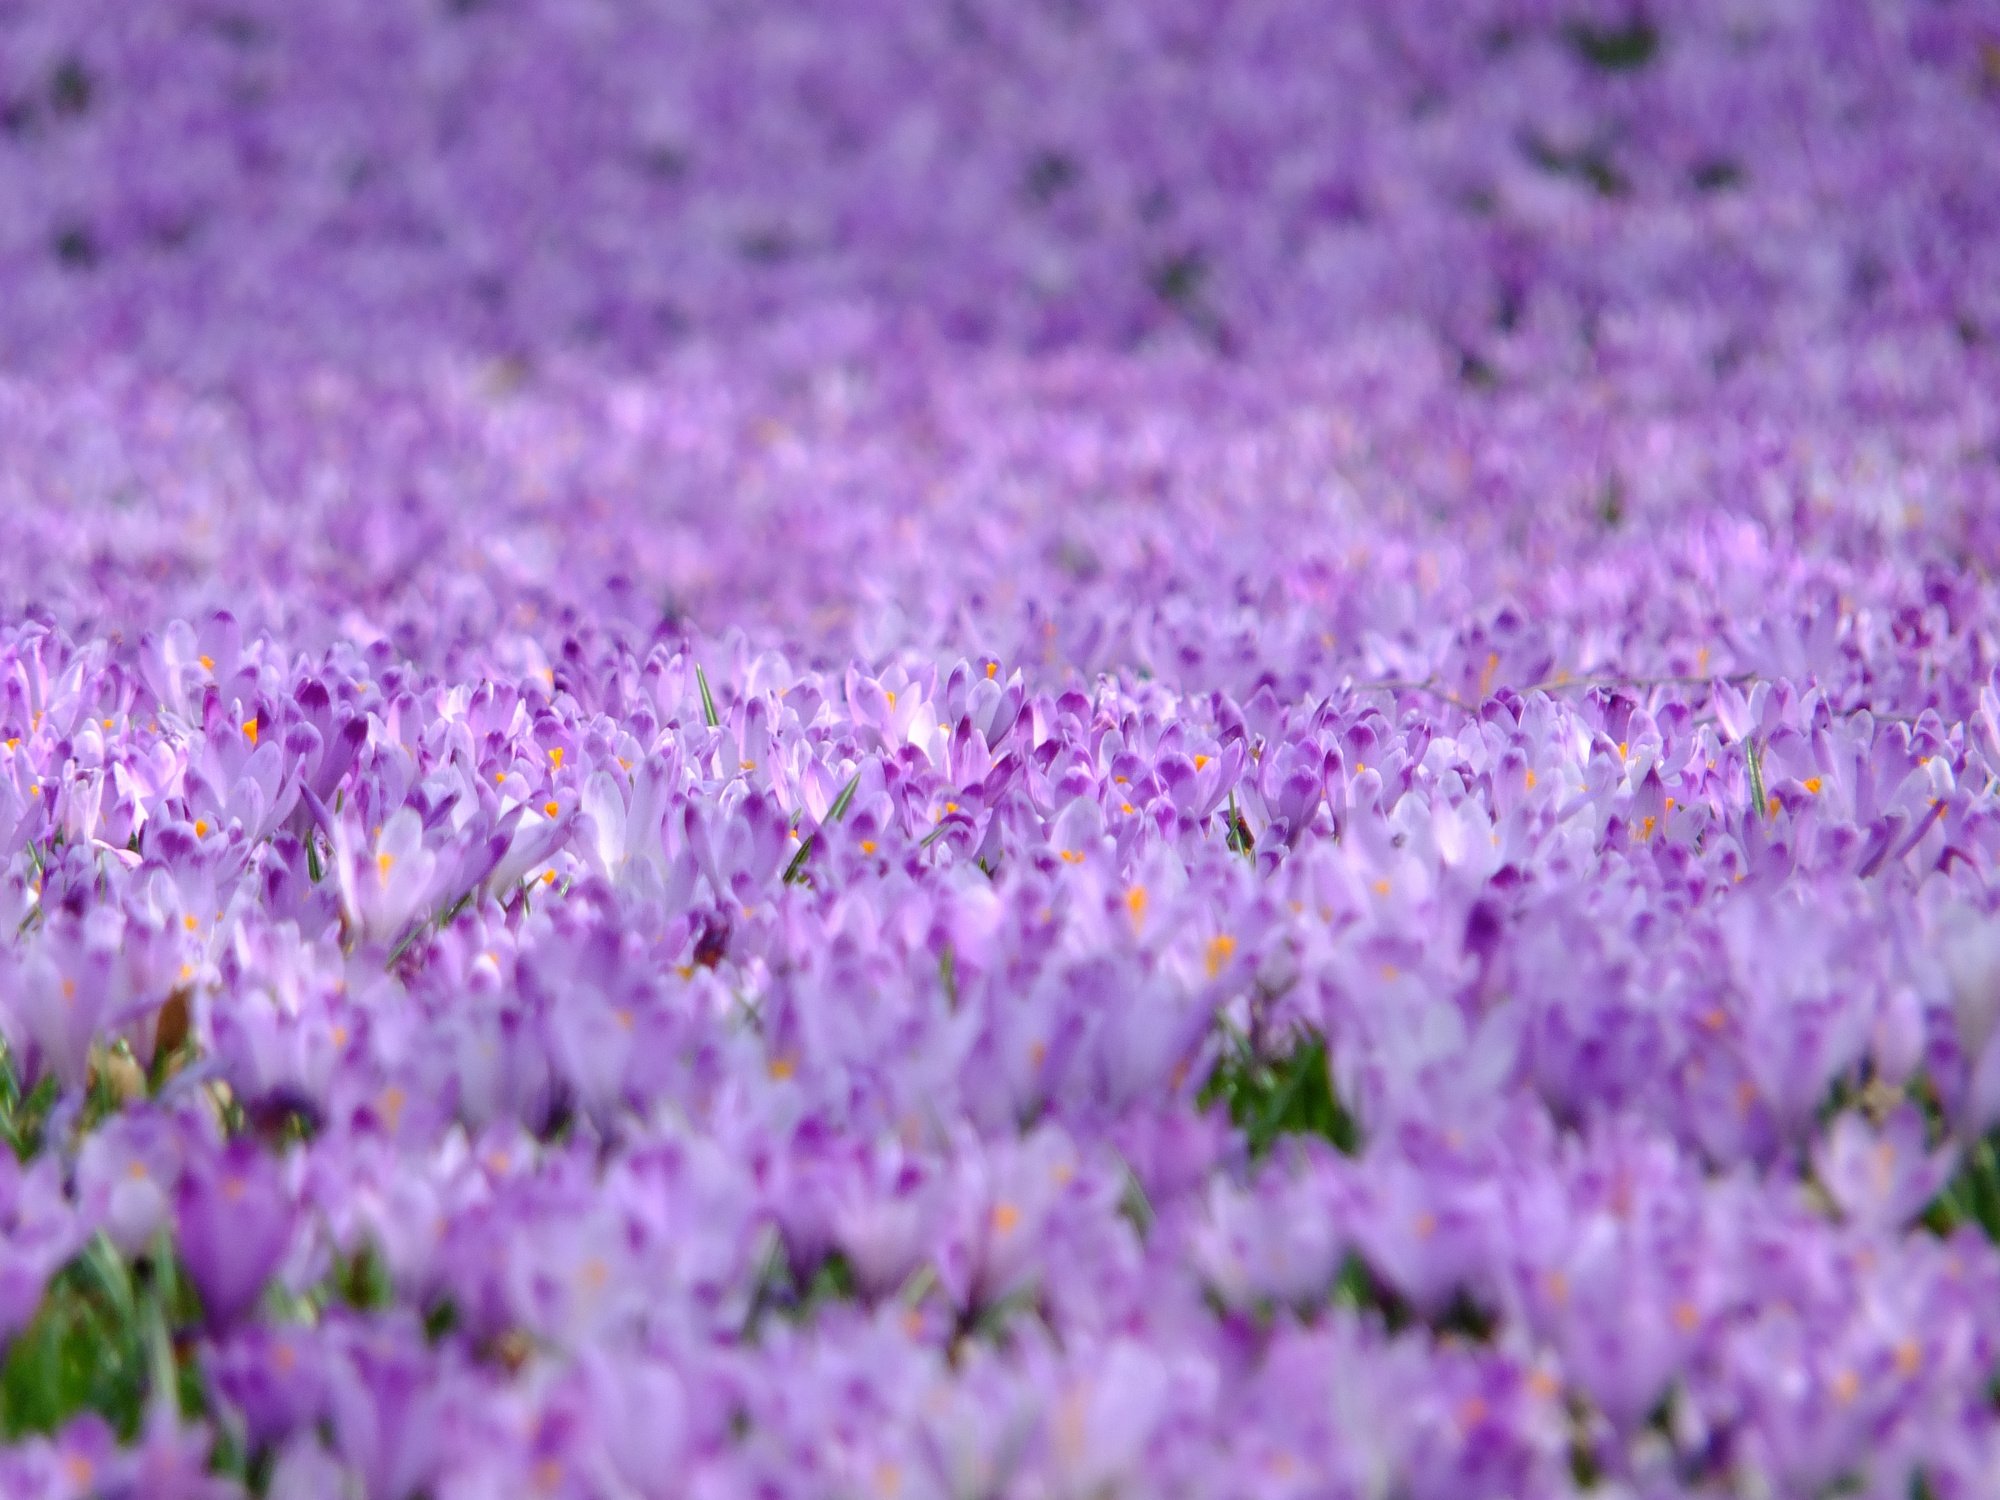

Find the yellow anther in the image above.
[
  {"left": 860, "top": 840, "right": 878, "bottom": 855},
  {"left": 1894, "top": 1339, "right": 1922, "bottom": 1377},
  {"left": 377, "top": 851, "right": 394, "bottom": 878},
  {"left": 1803, "top": 777, "right": 1822, "bottom": 795},
  {"left": 193, "top": 818, "right": 208, "bottom": 837},
  {"left": 1767, "top": 794, "right": 1782, "bottom": 817},
  {"left": 885, "top": 690, "right": 896, "bottom": 708},
  {"left": 1193, "top": 754, "right": 1210, "bottom": 771},
  {"left": 242, "top": 719, "right": 258, "bottom": 746},
  {"left": 1639, "top": 815, "right": 1656, "bottom": 841},
  {"left": 378, "top": 1085, "right": 407, "bottom": 1128},
  {"left": 184, "top": 914, "right": 199, "bottom": 931},
  {"left": 1204, "top": 933, "right": 1236, "bottom": 977},
  {"left": 1373, "top": 879, "right": 1391, "bottom": 896},
  {"left": 199, "top": 655, "right": 215, "bottom": 672},
  {"left": 1617, "top": 741, "right": 1629, "bottom": 760},
  {"left": 1125, "top": 885, "right": 1148, "bottom": 926},
  {"left": 544, "top": 800, "right": 560, "bottom": 818},
  {"left": 739, "top": 759, "right": 756, "bottom": 771},
  {"left": 768, "top": 1055, "right": 796, "bottom": 1081},
  {"left": 494, "top": 771, "right": 507, "bottom": 784},
  {"left": 1524, "top": 769, "right": 1537, "bottom": 789},
  {"left": 1121, "top": 802, "right": 1134, "bottom": 815},
  {"left": 1060, "top": 849, "right": 1084, "bottom": 863},
  {"left": 542, "top": 869, "right": 558, "bottom": 885},
  {"left": 991, "top": 1202, "right": 1021, "bottom": 1235},
  {"left": 548, "top": 747, "right": 564, "bottom": 769},
  {"left": 985, "top": 662, "right": 998, "bottom": 678}
]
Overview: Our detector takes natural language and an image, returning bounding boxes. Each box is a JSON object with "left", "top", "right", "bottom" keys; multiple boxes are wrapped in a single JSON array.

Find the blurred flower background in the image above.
[{"left": 1, "top": 2, "right": 1999, "bottom": 1496}]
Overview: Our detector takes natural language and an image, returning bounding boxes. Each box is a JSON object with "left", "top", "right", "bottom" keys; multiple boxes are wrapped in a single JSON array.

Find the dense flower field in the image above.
[{"left": 3, "top": 1, "right": 2000, "bottom": 1495}]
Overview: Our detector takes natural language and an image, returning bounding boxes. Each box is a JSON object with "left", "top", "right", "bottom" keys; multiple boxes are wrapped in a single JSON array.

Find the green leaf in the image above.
[
  {"left": 782, "top": 771, "right": 863, "bottom": 885},
  {"left": 0, "top": 1245, "right": 164, "bottom": 1440},
  {"left": 1225, "top": 791, "right": 1254, "bottom": 858},
  {"left": 1201, "top": 1029, "right": 1360, "bottom": 1158},
  {"left": 696, "top": 663, "right": 720, "bottom": 728},
  {"left": 0, "top": 1062, "right": 59, "bottom": 1162},
  {"left": 1745, "top": 738, "right": 1767, "bottom": 818},
  {"left": 826, "top": 772, "right": 861, "bottom": 823},
  {"left": 1929, "top": 1136, "right": 2000, "bottom": 1242},
  {"left": 1564, "top": 18, "right": 1658, "bottom": 71},
  {"left": 938, "top": 943, "right": 958, "bottom": 1010}
]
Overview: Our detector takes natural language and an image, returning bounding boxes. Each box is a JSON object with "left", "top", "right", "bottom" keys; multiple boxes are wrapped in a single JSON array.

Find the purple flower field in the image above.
[{"left": 3, "top": 2, "right": 2000, "bottom": 1495}]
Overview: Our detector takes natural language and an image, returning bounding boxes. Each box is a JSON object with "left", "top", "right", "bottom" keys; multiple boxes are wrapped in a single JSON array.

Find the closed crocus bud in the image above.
[
  {"left": 1942, "top": 910, "right": 2000, "bottom": 1065},
  {"left": 176, "top": 1139, "right": 294, "bottom": 1328},
  {"left": 1941, "top": 910, "right": 2000, "bottom": 1135},
  {"left": 263, "top": 1432, "right": 352, "bottom": 1500}
]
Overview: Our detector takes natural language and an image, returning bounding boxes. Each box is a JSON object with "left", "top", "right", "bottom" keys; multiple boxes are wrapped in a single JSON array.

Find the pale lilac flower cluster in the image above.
[{"left": 1, "top": 2, "right": 1999, "bottom": 1497}]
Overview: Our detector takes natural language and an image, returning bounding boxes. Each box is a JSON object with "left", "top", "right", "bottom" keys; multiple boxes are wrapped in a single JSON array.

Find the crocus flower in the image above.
[{"left": 175, "top": 1139, "right": 295, "bottom": 1328}]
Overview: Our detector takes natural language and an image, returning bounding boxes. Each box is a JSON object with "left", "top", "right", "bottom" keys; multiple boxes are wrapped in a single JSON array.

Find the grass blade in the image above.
[{"left": 1745, "top": 738, "right": 1767, "bottom": 818}]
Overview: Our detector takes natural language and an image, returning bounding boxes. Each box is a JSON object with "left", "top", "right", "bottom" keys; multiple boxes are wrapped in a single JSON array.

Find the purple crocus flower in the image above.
[{"left": 175, "top": 1138, "right": 295, "bottom": 1328}]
